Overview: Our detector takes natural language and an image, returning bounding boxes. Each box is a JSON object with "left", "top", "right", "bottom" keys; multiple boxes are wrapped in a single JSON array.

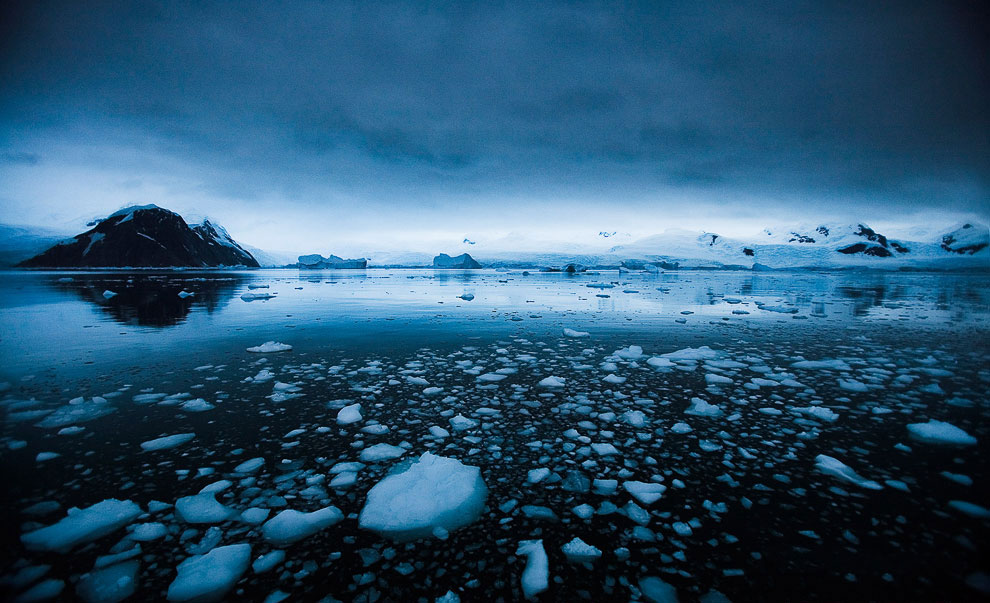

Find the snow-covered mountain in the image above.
[
  {"left": 0, "top": 224, "right": 75, "bottom": 267},
  {"left": 18, "top": 205, "right": 260, "bottom": 268},
  {"left": 604, "top": 222, "right": 988, "bottom": 270}
]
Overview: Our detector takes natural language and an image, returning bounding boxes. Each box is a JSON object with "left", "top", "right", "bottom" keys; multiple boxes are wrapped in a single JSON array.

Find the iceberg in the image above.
[
  {"left": 359, "top": 452, "right": 488, "bottom": 541},
  {"left": 297, "top": 254, "right": 367, "bottom": 269},
  {"left": 433, "top": 253, "right": 482, "bottom": 269}
]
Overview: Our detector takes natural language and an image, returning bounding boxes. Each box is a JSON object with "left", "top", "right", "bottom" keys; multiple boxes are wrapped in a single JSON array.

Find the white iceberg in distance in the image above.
[
  {"left": 359, "top": 452, "right": 488, "bottom": 541},
  {"left": 246, "top": 341, "right": 292, "bottom": 353}
]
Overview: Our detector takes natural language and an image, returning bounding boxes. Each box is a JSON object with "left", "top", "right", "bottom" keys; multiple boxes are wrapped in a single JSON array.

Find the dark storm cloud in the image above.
[{"left": 1, "top": 0, "right": 987, "bottom": 216}]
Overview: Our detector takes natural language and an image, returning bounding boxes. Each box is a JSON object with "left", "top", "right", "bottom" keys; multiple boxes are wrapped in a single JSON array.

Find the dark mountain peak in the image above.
[{"left": 19, "top": 205, "right": 259, "bottom": 268}]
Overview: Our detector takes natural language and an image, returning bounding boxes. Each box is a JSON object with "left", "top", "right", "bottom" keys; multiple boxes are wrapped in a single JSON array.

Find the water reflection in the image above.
[{"left": 52, "top": 273, "right": 246, "bottom": 327}]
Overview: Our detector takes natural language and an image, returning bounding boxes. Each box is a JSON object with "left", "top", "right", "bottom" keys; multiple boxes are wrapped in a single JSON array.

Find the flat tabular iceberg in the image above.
[
  {"left": 166, "top": 543, "right": 251, "bottom": 602},
  {"left": 359, "top": 452, "right": 488, "bottom": 541},
  {"left": 21, "top": 499, "right": 143, "bottom": 553}
]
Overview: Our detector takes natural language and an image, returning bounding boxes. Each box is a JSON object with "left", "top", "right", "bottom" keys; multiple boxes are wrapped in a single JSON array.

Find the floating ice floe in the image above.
[
  {"left": 77, "top": 559, "right": 139, "bottom": 603},
  {"left": 336, "top": 403, "right": 362, "bottom": 425},
  {"left": 661, "top": 346, "right": 721, "bottom": 361},
  {"left": 791, "top": 359, "right": 852, "bottom": 371},
  {"left": 261, "top": 507, "right": 344, "bottom": 545},
  {"left": 794, "top": 406, "right": 839, "bottom": 422},
  {"left": 538, "top": 376, "right": 565, "bottom": 388},
  {"left": 638, "top": 576, "right": 678, "bottom": 602},
  {"left": 516, "top": 540, "right": 549, "bottom": 599},
  {"left": 175, "top": 492, "right": 237, "bottom": 523},
  {"left": 947, "top": 501, "right": 990, "bottom": 519},
  {"left": 240, "top": 292, "right": 276, "bottom": 301},
  {"left": 34, "top": 396, "right": 115, "bottom": 428},
  {"left": 561, "top": 537, "right": 602, "bottom": 562},
  {"left": 815, "top": 455, "right": 882, "bottom": 490},
  {"left": 141, "top": 433, "right": 196, "bottom": 451},
  {"left": 246, "top": 341, "right": 292, "bottom": 353},
  {"left": 359, "top": 443, "right": 407, "bottom": 462},
  {"left": 563, "top": 328, "right": 589, "bottom": 338},
  {"left": 359, "top": 452, "right": 488, "bottom": 541},
  {"left": 623, "top": 481, "right": 667, "bottom": 505},
  {"left": 684, "top": 397, "right": 722, "bottom": 417},
  {"left": 233, "top": 457, "right": 264, "bottom": 473},
  {"left": 166, "top": 543, "right": 251, "bottom": 602},
  {"left": 906, "top": 420, "right": 977, "bottom": 446},
  {"left": 21, "top": 499, "right": 143, "bottom": 553}
]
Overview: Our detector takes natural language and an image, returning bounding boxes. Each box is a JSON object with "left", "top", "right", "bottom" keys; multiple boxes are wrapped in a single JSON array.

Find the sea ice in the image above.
[
  {"left": 685, "top": 397, "right": 722, "bottom": 417},
  {"left": 175, "top": 492, "right": 237, "bottom": 523},
  {"left": 515, "top": 540, "right": 549, "bottom": 599},
  {"left": 360, "top": 443, "right": 407, "bottom": 462},
  {"left": 563, "top": 328, "right": 589, "bottom": 338},
  {"left": 538, "top": 376, "right": 565, "bottom": 388},
  {"left": 337, "top": 403, "right": 362, "bottom": 425},
  {"left": 166, "top": 544, "right": 251, "bottom": 602},
  {"left": 906, "top": 420, "right": 977, "bottom": 445},
  {"left": 623, "top": 481, "right": 667, "bottom": 505},
  {"left": 141, "top": 433, "right": 196, "bottom": 451},
  {"left": 246, "top": 341, "right": 292, "bottom": 353},
  {"left": 76, "top": 560, "right": 139, "bottom": 603},
  {"left": 561, "top": 537, "right": 602, "bottom": 562},
  {"left": 359, "top": 453, "right": 488, "bottom": 541},
  {"left": 815, "top": 455, "right": 882, "bottom": 490},
  {"left": 261, "top": 507, "right": 344, "bottom": 545},
  {"left": 21, "top": 499, "right": 143, "bottom": 553}
]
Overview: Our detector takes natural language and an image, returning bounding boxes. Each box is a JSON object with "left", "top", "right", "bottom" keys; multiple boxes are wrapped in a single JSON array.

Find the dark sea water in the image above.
[{"left": 1, "top": 269, "right": 988, "bottom": 602}]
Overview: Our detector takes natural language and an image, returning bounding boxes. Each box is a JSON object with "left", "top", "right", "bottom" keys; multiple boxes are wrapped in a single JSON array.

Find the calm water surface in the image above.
[{"left": 1, "top": 269, "right": 988, "bottom": 602}]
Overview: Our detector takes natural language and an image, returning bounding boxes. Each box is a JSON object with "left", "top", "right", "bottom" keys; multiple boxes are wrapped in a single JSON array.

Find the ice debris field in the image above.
[{"left": 0, "top": 270, "right": 988, "bottom": 601}]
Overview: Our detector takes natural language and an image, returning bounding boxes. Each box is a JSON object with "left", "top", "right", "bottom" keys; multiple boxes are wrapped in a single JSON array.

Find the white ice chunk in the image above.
[
  {"left": 623, "top": 481, "right": 667, "bottom": 505},
  {"left": 515, "top": 540, "right": 549, "bottom": 599},
  {"left": 685, "top": 397, "right": 722, "bottom": 417},
  {"left": 76, "top": 560, "right": 139, "bottom": 603},
  {"left": 563, "top": 328, "right": 589, "bottom": 338},
  {"left": 166, "top": 543, "right": 251, "bottom": 602},
  {"left": 141, "top": 433, "right": 195, "bottom": 451},
  {"left": 561, "top": 537, "right": 602, "bottom": 562},
  {"left": 537, "top": 376, "right": 566, "bottom": 388},
  {"left": 359, "top": 453, "right": 488, "bottom": 541},
  {"left": 175, "top": 493, "right": 237, "bottom": 524},
  {"left": 906, "top": 420, "right": 977, "bottom": 446},
  {"left": 814, "top": 455, "right": 882, "bottom": 490},
  {"left": 261, "top": 507, "right": 344, "bottom": 545},
  {"left": 21, "top": 499, "right": 142, "bottom": 553},
  {"left": 246, "top": 341, "right": 292, "bottom": 353},
  {"left": 359, "top": 443, "right": 407, "bottom": 462},
  {"left": 336, "top": 403, "right": 363, "bottom": 425}
]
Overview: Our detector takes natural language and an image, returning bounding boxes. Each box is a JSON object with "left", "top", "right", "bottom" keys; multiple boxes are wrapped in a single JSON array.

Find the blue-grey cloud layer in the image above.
[{"left": 1, "top": 0, "right": 987, "bottom": 222}]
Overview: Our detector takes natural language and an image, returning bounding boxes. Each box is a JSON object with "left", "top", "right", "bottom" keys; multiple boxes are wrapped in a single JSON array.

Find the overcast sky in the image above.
[{"left": 1, "top": 0, "right": 987, "bottom": 251}]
